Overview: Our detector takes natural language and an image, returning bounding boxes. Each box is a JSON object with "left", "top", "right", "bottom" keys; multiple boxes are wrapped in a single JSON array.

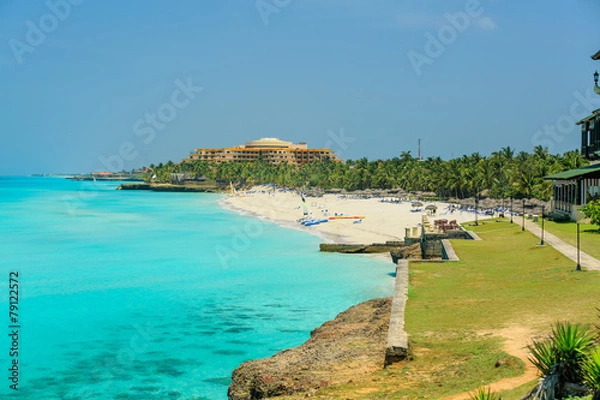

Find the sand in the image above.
[{"left": 220, "top": 185, "right": 480, "bottom": 245}]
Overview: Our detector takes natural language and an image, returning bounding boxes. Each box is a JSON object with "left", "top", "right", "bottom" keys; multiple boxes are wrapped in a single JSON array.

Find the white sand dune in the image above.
[{"left": 220, "top": 186, "right": 479, "bottom": 245}]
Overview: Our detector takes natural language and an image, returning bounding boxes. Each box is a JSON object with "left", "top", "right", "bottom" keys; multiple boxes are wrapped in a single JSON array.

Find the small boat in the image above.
[
  {"left": 304, "top": 220, "right": 320, "bottom": 226},
  {"left": 302, "top": 218, "right": 329, "bottom": 226},
  {"left": 328, "top": 215, "right": 365, "bottom": 220}
]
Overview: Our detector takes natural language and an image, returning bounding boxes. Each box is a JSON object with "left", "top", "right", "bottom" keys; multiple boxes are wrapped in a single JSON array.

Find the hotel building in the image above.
[
  {"left": 183, "top": 138, "right": 341, "bottom": 166},
  {"left": 545, "top": 49, "right": 600, "bottom": 220}
]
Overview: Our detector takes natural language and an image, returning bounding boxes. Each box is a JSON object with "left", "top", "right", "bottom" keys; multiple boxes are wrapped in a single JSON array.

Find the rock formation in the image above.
[
  {"left": 228, "top": 297, "right": 392, "bottom": 400},
  {"left": 390, "top": 243, "right": 422, "bottom": 263}
]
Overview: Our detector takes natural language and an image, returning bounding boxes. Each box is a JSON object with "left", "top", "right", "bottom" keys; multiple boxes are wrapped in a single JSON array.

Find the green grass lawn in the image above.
[
  {"left": 409, "top": 220, "right": 598, "bottom": 333},
  {"left": 290, "top": 220, "right": 600, "bottom": 400},
  {"left": 534, "top": 219, "right": 600, "bottom": 260}
]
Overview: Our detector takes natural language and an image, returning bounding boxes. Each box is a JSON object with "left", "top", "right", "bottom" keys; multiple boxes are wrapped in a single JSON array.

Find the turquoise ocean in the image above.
[{"left": 0, "top": 176, "right": 394, "bottom": 400}]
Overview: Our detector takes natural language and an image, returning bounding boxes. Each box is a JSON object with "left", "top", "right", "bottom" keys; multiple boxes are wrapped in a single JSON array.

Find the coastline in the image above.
[
  {"left": 219, "top": 186, "right": 402, "bottom": 398},
  {"left": 218, "top": 195, "right": 346, "bottom": 244},
  {"left": 218, "top": 193, "right": 393, "bottom": 263},
  {"left": 219, "top": 185, "right": 479, "bottom": 247}
]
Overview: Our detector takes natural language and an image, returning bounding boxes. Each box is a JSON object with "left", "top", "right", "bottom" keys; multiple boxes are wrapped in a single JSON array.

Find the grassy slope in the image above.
[
  {"left": 535, "top": 220, "right": 600, "bottom": 260},
  {"left": 281, "top": 220, "right": 600, "bottom": 400}
]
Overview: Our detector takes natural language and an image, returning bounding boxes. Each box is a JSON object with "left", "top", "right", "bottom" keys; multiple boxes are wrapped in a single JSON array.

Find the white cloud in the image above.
[{"left": 476, "top": 16, "right": 497, "bottom": 31}]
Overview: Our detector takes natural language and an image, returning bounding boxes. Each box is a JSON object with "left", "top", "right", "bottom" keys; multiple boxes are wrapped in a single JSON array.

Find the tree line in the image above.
[{"left": 144, "top": 146, "right": 588, "bottom": 201}]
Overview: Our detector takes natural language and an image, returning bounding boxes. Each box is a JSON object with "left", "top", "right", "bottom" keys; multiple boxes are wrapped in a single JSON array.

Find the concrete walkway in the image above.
[{"left": 523, "top": 219, "right": 600, "bottom": 271}]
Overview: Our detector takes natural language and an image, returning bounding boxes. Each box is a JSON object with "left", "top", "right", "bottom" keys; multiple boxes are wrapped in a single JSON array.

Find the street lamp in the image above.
[
  {"left": 595, "top": 70, "right": 599, "bottom": 85},
  {"left": 475, "top": 197, "right": 479, "bottom": 226},
  {"left": 510, "top": 197, "right": 513, "bottom": 223},
  {"left": 577, "top": 222, "right": 582, "bottom": 271},
  {"left": 522, "top": 199, "right": 525, "bottom": 232},
  {"left": 539, "top": 205, "right": 545, "bottom": 245}
]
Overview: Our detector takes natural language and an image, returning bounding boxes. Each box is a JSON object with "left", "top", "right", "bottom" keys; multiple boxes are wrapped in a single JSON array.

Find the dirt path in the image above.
[{"left": 441, "top": 325, "right": 540, "bottom": 400}]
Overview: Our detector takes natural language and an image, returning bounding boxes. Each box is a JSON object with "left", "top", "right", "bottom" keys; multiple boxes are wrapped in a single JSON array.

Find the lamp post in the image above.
[
  {"left": 510, "top": 197, "right": 513, "bottom": 223},
  {"left": 540, "top": 205, "right": 545, "bottom": 246},
  {"left": 577, "top": 222, "right": 582, "bottom": 271},
  {"left": 475, "top": 196, "right": 479, "bottom": 226},
  {"left": 522, "top": 199, "right": 526, "bottom": 232}
]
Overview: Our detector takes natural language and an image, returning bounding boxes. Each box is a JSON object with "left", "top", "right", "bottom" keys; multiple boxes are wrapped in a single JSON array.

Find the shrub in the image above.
[
  {"left": 528, "top": 322, "right": 594, "bottom": 384},
  {"left": 582, "top": 199, "right": 600, "bottom": 229},
  {"left": 528, "top": 337, "right": 558, "bottom": 376},
  {"left": 583, "top": 347, "right": 600, "bottom": 391},
  {"left": 470, "top": 387, "right": 499, "bottom": 400}
]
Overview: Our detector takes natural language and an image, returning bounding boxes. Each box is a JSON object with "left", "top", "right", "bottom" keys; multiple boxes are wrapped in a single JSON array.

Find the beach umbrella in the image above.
[
  {"left": 479, "top": 198, "right": 495, "bottom": 208},
  {"left": 425, "top": 204, "right": 437, "bottom": 210},
  {"left": 478, "top": 188, "right": 490, "bottom": 198},
  {"left": 412, "top": 202, "right": 423, "bottom": 207}
]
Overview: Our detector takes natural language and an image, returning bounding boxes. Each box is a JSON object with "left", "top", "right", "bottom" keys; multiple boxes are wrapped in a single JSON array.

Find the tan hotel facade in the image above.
[{"left": 183, "top": 138, "right": 340, "bottom": 166}]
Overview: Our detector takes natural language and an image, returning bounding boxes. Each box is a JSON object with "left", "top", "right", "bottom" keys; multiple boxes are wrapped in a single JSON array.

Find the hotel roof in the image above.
[
  {"left": 576, "top": 108, "right": 600, "bottom": 125},
  {"left": 545, "top": 163, "right": 600, "bottom": 180},
  {"left": 244, "top": 138, "right": 293, "bottom": 148}
]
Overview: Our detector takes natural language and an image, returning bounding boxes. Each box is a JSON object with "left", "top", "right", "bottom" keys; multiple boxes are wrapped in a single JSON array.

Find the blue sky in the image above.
[{"left": 1, "top": 0, "right": 599, "bottom": 174}]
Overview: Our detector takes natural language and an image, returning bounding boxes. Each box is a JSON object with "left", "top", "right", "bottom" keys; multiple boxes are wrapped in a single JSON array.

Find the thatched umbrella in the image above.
[
  {"left": 425, "top": 204, "right": 437, "bottom": 211},
  {"left": 412, "top": 202, "right": 423, "bottom": 208},
  {"left": 478, "top": 198, "right": 497, "bottom": 208}
]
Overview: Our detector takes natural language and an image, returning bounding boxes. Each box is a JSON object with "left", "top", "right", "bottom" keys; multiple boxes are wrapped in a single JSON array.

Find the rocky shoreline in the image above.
[
  {"left": 319, "top": 241, "right": 404, "bottom": 254},
  {"left": 228, "top": 297, "right": 392, "bottom": 400},
  {"left": 117, "top": 183, "right": 222, "bottom": 192}
]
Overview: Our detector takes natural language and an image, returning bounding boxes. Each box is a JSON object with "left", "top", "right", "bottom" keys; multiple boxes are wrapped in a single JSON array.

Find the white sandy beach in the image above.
[{"left": 221, "top": 185, "right": 480, "bottom": 245}]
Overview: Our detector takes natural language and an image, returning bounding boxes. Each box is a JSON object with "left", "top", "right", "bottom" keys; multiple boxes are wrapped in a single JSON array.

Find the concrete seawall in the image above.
[
  {"left": 384, "top": 260, "right": 410, "bottom": 366},
  {"left": 441, "top": 239, "right": 460, "bottom": 261}
]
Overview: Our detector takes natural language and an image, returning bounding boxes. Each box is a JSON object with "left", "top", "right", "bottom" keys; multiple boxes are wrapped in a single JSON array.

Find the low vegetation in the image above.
[
  {"left": 582, "top": 200, "right": 600, "bottom": 229},
  {"left": 523, "top": 322, "right": 597, "bottom": 399},
  {"left": 470, "top": 387, "right": 500, "bottom": 400}
]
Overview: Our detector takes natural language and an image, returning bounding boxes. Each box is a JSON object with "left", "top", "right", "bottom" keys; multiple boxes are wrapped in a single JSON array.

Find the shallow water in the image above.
[{"left": 0, "top": 177, "right": 394, "bottom": 399}]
